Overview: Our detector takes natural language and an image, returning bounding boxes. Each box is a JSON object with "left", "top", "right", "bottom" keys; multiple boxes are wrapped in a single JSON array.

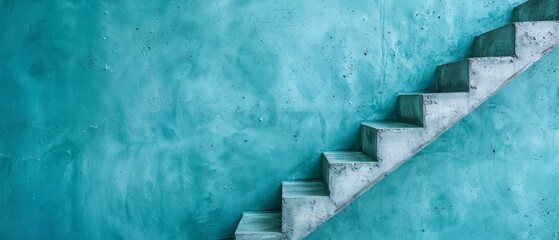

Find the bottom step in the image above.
[{"left": 235, "top": 212, "right": 284, "bottom": 240}]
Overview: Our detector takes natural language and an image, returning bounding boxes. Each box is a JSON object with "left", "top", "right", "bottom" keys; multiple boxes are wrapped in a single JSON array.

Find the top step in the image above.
[{"left": 513, "top": 0, "right": 559, "bottom": 22}]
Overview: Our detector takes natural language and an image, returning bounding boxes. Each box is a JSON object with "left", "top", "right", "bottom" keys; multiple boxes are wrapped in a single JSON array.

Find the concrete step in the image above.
[
  {"left": 281, "top": 181, "right": 335, "bottom": 240},
  {"left": 322, "top": 151, "right": 380, "bottom": 207},
  {"left": 362, "top": 92, "right": 468, "bottom": 174},
  {"left": 360, "top": 121, "right": 423, "bottom": 171},
  {"left": 436, "top": 57, "right": 511, "bottom": 93},
  {"left": 513, "top": 0, "right": 559, "bottom": 22},
  {"left": 436, "top": 57, "right": 533, "bottom": 104},
  {"left": 235, "top": 212, "right": 284, "bottom": 240},
  {"left": 470, "top": 21, "right": 559, "bottom": 58},
  {"left": 398, "top": 92, "right": 470, "bottom": 129}
]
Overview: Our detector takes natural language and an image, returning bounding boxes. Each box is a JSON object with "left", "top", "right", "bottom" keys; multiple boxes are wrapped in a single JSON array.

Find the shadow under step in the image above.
[{"left": 513, "top": 0, "right": 559, "bottom": 22}]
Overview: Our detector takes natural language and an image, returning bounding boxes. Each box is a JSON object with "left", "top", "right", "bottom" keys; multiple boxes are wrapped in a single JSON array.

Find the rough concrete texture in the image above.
[
  {"left": 363, "top": 21, "right": 559, "bottom": 170},
  {"left": 309, "top": 42, "right": 559, "bottom": 240},
  {"left": 242, "top": 3, "right": 559, "bottom": 239},
  {"left": 322, "top": 152, "right": 380, "bottom": 207},
  {"left": 361, "top": 122, "right": 423, "bottom": 168},
  {"left": 281, "top": 181, "right": 336, "bottom": 239},
  {"left": 4, "top": 0, "right": 559, "bottom": 239},
  {"left": 472, "top": 22, "right": 559, "bottom": 58}
]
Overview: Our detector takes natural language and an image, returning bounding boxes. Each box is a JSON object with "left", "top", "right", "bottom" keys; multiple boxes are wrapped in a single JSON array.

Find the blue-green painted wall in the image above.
[{"left": 1, "top": 0, "right": 558, "bottom": 239}]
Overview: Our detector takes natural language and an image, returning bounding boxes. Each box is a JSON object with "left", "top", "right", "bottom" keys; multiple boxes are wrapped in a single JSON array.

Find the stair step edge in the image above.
[
  {"left": 236, "top": 212, "right": 282, "bottom": 234},
  {"left": 323, "top": 151, "right": 375, "bottom": 164},
  {"left": 361, "top": 121, "right": 422, "bottom": 130},
  {"left": 282, "top": 181, "right": 328, "bottom": 198}
]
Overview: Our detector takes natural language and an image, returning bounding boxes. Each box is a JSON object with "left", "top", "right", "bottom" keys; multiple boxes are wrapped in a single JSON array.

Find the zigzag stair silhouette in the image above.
[{"left": 234, "top": 0, "right": 559, "bottom": 239}]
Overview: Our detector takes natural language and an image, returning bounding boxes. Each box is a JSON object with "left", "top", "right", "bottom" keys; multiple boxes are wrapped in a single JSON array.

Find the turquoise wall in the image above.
[
  {"left": 1, "top": 0, "right": 558, "bottom": 239},
  {"left": 309, "top": 47, "right": 559, "bottom": 239}
]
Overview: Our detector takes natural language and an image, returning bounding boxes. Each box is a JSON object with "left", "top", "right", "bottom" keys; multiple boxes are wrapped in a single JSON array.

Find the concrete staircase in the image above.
[{"left": 234, "top": 0, "right": 559, "bottom": 239}]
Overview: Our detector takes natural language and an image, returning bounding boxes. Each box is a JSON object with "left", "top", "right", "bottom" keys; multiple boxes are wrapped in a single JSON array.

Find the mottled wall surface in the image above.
[
  {"left": 1, "top": 0, "right": 557, "bottom": 239},
  {"left": 309, "top": 47, "right": 559, "bottom": 239}
]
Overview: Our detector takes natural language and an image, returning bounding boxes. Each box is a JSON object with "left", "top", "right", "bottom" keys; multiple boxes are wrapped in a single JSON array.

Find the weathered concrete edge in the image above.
[{"left": 297, "top": 44, "right": 559, "bottom": 239}]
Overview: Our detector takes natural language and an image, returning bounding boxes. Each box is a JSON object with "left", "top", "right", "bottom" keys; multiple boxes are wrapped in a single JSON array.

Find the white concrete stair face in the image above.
[
  {"left": 361, "top": 121, "right": 423, "bottom": 171},
  {"left": 360, "top": 93, "right": 470, "bottom": 176},
  {"left": 234, "top": 1, "right": 559, "bottom": 239},
  {"left": 398, "top": 93, "right": 470, "bottom": 131},
  {"left": 281, "top": 181, "right": 335, "bottom": 240},
  {"left": 322, "top": 152, "right": 380, "bottom": 207}
]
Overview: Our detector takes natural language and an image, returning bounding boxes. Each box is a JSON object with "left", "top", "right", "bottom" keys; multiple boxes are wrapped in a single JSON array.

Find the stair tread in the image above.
[
  {"left": 442, "top": 56, "right": 517, "bottom": 65},
  {"left": 399, "top": 92, "right": 468, "bottom": 96},
  {"left": 323, "top": 151, "right": 375, "bottom": 163},
  {"left": 361, "top": 121, "right": 421, "bottom": 129},
  {"left": 282, "top": 181, "right": 328, "bottom": 198},
  {"left": 236, "top": 212, "right": 282, "bottom": 234},
  {"left": 484, "top": 21, "right": 559, "bottom": 27},
  {"left": 468, "top": 56, "right": 517, "bottom": 62}
]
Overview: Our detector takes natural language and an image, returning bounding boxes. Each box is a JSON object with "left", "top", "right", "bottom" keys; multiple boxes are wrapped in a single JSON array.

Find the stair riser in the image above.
[
  {"left": 323, "top": 159, "right": 380, "bottom": 207},
  {"left": 398, "top": 95, "right": 424, "bottom": 126},
  {"left": 436, "top": 59, "right": 470, "bottom": 93},
  {"left": 513, "top": 0, "right": 559, "bottom": 22},
  {"left": 360, "top": 125, "right": 378, "bottom": 160},
  {"left": 471, "top": 24, "right": 516, "bottom": 57},
  {"left": 471, "top": 22, "right": 559, "bottom": 59},
  {"left": 281, "top": 197, "right": 335, "bottom": 240}
]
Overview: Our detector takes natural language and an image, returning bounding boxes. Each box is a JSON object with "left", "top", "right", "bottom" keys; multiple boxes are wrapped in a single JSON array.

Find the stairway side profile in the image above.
[{"left": 235, "top": 0, "right": 559, "bottom": 239}]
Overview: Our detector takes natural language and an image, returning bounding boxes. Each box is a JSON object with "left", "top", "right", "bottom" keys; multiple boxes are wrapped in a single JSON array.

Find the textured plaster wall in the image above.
[
  {"left": 309, "top": 47, "right": 559, "bottom": 239},
  {"left": 1, "top": 0, "right": 557, "bottom": 239}
]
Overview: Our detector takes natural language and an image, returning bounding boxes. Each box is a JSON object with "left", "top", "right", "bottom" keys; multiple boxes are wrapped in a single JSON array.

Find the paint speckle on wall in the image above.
[
  {"left": 309, "top": 47, "right": 559, "bottom": 239},
  {"left": 2, "top": 0, "right": 558, "bottom": 239}
]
